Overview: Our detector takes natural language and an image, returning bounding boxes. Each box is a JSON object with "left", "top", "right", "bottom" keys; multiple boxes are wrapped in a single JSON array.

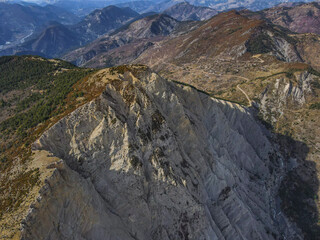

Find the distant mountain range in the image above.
[
  {"left": 3, "top": 0, "right": 320, "bottom": 59},
  {"left": 114, "top": 0, "right": 320, "bottom": 12},
  {"left": 4, "top": 0, "right": 320, "bottom": 14},
  {"left": 60, "top": 1, "right": 320, "bottom": 69},
  {"left": 116, "top": 1, "right": 156, "bottom": 13},
  {"left": 0, "top": 5, "right": 141, "bottom": 57},
  {"left": 0, "top": 2, "right": 218, "bottom": 58},
  {"left": 0, "top": 2, "right": 79, "bottom": 48},
  {"left": 50, "top": 0, "right": 125, "bottom": 17},
  {"left": 117, "top": 1, "right": 218, "bottom": 20}
]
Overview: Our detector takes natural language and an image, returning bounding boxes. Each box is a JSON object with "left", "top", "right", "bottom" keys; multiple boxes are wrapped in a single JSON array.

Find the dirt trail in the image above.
[
  {"left": 224, "top": 74, "right": 249, "bottom": 82},
  {"left": 237, "top": 85, "right": 252, "bottom": 106},
  {"left": 252, "top": 54, "right": 265, "bottom": 63},
  {"left": 223, "top": 74, "right": 252, "bottom": 106}
]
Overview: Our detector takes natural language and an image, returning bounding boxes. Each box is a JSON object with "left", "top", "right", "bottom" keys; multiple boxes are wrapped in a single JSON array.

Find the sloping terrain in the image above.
[
  {"left": 135, "top": 10, "right": 302, "bottom": 66},
  {"left": 1, "top": 64, "right": 305, "bottom": 239},
  {"left": 240, "top": 2, "right": 320, "bottom": 69},
  {"left": 130, "top": 11, "right": 320, "bottom": 239},
  {"left": 213, "top": 59, "right": 320, "bottom": 239},
  {"left": 296, "top": 33, "right": 320, "bottom": 70},
  {"left": 259, "top": 2, "right": 320, "bottom": 35},
  {"left": 129, "top": 10, "right": 320, "bottom": 97},
  {"left": 23, "top": 23, "right": 82, "bottom": 58}
]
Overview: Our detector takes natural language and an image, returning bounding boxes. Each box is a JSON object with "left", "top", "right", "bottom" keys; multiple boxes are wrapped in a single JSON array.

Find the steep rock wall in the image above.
[{"left": 24, "top": 68, "right": 302, "bottom": 240}]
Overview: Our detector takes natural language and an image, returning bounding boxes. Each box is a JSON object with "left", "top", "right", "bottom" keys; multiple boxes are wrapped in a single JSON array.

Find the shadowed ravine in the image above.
[{"left": 277, "top": 135, "right": 319, "bottom": 239}]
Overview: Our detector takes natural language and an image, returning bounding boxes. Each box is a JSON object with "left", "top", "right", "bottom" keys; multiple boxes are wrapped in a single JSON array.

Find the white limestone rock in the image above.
[
  {"left": 24, "top": 68, "right": 302, "bottom": 240},
  {"left": 259, "top": 71, "right": 313, "bottom": 124}
]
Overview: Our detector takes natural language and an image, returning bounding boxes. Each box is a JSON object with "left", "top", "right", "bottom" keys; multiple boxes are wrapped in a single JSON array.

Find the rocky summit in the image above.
[{"left": 17, "top": 66, "right": 301, "bottom": 239}]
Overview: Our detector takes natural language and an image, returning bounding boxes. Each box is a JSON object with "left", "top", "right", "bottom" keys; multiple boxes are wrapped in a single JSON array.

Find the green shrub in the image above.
[
  {"left": 0, "top": 56, "right": 94, "bottom": 137},
  {"left": 309, "top": 102, "right": 320, "bottom": 110},
  {"left": 246, "top": 34, "right": 273, "bottom": 54}
]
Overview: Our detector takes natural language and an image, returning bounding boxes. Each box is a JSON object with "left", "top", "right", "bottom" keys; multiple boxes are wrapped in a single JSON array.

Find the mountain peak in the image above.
[
  {"left": 74, "top": 5, "right": 140, "bottom": 39},
  {"left": 163, "top": 1, "right": 218, "bottom": 21},
  {"left": 21, "top": 64, "right": 297, "bottom": 239}
]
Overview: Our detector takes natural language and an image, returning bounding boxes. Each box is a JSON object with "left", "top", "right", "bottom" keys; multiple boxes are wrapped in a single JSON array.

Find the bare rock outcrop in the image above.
[
  {"left": 24, "top": 67, "right": 302, "bottom": 239},
  {"left": 259, "top": 71, "right": 313, "bottom": 124}
]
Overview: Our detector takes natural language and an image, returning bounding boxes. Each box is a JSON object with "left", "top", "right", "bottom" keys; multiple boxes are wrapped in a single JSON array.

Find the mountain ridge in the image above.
[{"left": 11, "top": 65, "right": 305, "bottom": 239}]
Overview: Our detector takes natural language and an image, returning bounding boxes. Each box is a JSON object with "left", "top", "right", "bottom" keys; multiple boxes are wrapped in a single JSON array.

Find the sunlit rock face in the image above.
[{"left": 24, "top": 67, "right": 302, "bottom": 240}]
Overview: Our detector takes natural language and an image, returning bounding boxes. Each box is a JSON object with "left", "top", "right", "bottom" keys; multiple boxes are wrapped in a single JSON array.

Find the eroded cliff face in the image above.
[
  {"left": 23, "top": 67, "right": 302, "bottom": 239},
  {"left": 259, "top": 71, "right": 313, "bottom": 125}
]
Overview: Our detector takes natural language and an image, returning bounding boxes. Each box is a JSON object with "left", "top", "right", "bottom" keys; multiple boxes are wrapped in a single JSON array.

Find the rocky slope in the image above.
[
  {"left": 247, "top": 2, "right": 320, "bottom": 35},
  {"left": 214, "top": 61, "right": 320, "bottom": 239},
  {"left": 163, "top": 2, "right": 218, "bottom": 21},
  {"left": 1, "top": 4, "right": 320, "bottom": 239},
  {"left": 19, "top": 65, "right": 302, "bottom": 239},
  {"left": 126, "top": 11, "right": 320, "bottom": 238}
]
